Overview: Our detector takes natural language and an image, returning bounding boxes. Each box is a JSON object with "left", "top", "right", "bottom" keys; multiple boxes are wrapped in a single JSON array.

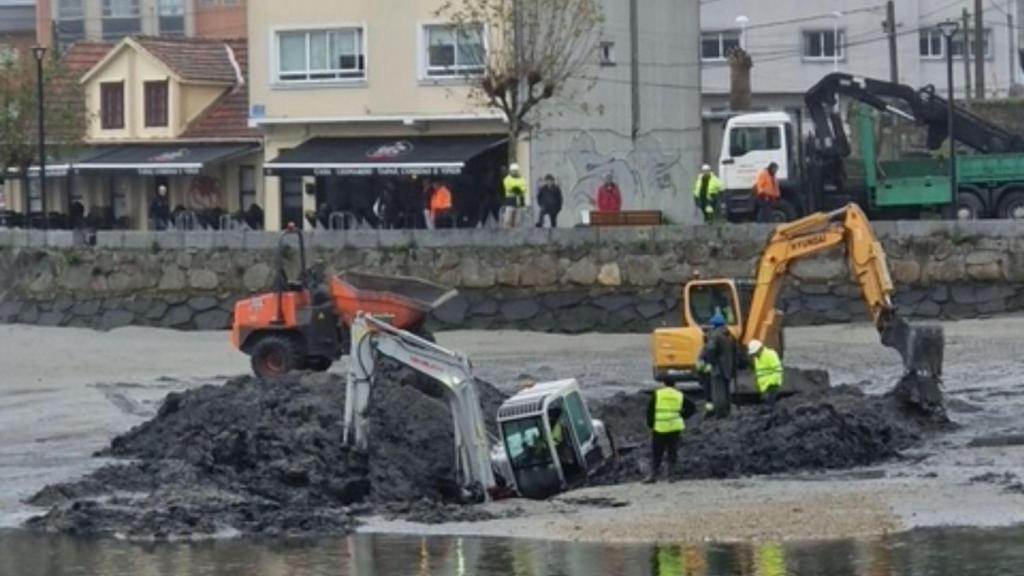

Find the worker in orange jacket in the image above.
[
  {"left": 429, "top": 181, "right": 453, "bottom": 229},
  {"left": 754, "top": 162, "right": 780, "bottom": 223}
]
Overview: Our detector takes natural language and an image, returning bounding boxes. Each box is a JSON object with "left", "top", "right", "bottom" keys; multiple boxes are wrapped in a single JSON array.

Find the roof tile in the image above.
[
  {"left": 134, "top": 36, "right": 239, "bottom": 84},
  {"left": 182, "top": 39, "right": 259, "bottom": 139}
]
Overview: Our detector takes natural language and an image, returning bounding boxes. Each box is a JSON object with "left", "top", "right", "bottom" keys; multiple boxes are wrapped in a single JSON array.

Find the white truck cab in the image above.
[{"left": 718, "top": 112, "right": 800, "bottom": 221}]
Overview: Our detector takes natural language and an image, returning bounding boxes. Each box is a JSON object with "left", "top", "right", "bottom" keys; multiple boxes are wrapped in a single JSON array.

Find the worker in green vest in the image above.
[
  {"left": 644, "top": 381, "right": 695, "bottom": 483},
  {"left": 748, "top": 339, "right": 783, "bottom": 407},
  {"left": 502, "top": 163, "right": 528, "bottom": 228},
  {"left": 692, "top": 163, "right": 722, "bottom": 223}
]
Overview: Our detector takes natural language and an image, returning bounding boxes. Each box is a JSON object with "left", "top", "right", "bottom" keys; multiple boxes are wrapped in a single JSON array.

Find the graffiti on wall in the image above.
[{"left": 559, "top": 132, "right": 689, "bottom": 222}]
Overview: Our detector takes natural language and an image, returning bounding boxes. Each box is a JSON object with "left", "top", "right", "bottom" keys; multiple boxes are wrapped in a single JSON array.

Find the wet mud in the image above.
[{"left": 24, "top": 367, "right": 948, "bottom": 539}]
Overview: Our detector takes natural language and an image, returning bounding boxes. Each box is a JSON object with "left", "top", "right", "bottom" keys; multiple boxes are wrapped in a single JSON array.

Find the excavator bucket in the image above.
[{"left": 880, "top": 316, "right": 944, "bottom": 377}]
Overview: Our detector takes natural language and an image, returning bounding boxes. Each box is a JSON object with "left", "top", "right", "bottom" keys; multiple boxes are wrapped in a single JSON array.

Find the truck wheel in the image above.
[
  {"left": 711, "top": 377, "right": 731, "bottom": 418},
  {"left": 954, "top": 193, "right": 985, "bottom": 220},
  {"left": 996, "top": 190, "right": 1024, "bottom": 220},
  {"left": 251, "top": 335, "right": 304, "bottom": 379}
]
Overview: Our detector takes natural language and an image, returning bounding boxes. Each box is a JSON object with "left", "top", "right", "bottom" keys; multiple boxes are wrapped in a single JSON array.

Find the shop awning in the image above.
[
  {"left": 264, "top": 135, "right": 507, "bottom": 177},
  {"left": 74, "top": 143, "right": 260, "bottom": 176}
]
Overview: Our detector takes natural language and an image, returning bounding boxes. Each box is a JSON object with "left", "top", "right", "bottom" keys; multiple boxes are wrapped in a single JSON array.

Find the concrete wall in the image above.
[{"left": 2, "top": 221, "right": 1024, "bottom": 332}]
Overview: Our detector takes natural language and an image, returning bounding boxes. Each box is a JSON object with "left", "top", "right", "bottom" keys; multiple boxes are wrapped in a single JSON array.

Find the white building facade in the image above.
[{"left": 701, "top": 0, "right": 1024, "bottom": 114}]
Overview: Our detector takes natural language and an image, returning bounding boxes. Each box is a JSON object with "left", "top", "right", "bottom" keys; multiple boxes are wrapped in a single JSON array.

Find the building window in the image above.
[
  {"left": 919, "top": 29, "right": 944, "bottom": 58},
  {"left": 239, "top": 166, "right": 256, "bottom": 211},
  {"left": 102, "top": 0, "right": 141, "bottom": 40},
  {"left": 423, "top": 24, "right": 486, "bottom": 78},
  {"left": 100, "top": 82, "right": 125, "bottom": 129},
  {"left": 144, "top": 81, "right": 169, "bottom": 127},
  {"left": 27, "top": 178, "right": 43, "bottom": 214},
  {"left": 56, "top": 0, "right": 86, "bottom": 48},
  {"left": 276, "top": 28, "right": 366, "bottom": 83},
  {"left": 950, "top": 29, "right": 993, "bottom": 59},
  {"left": 803, "top": 29, "right": 844, "bottom": 60},
  {"left": 701, "top": 30, "right": 741, "bottom": 61},
  {"left": 599, "top": 41, "right": 616, "bottom": 66},
  {"left": 159, "top": 0, "right": 185, "bottom": 36}
]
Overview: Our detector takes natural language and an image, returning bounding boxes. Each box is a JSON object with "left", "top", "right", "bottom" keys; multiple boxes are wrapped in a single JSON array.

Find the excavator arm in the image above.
[
  {"left": 343, "top": 313, "right": 497, "bottom": 501},
  {"left": 744, "top": 204, "right": 944, "bottom": 376}
]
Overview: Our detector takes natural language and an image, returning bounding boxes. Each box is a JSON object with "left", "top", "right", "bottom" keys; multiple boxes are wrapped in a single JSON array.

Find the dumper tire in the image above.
[
  {"left": 711, "top": 376, "right": 731, "bottom": 418},
  {"left": 306, "top": 356, "right": 333, "bottom": 372},
  {"left": 251, "top": 335, "right": 304, "bottom": 379}
]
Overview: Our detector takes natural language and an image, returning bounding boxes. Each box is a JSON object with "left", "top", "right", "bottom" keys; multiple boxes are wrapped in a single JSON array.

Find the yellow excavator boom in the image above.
[{"left": 743, "top": 204, "right": 943, "bottom": 376}]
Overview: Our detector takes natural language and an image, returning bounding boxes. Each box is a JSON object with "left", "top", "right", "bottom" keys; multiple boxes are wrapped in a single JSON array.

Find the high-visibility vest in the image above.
[
  {"left": 430, "top": 186, "right": 452, "bottom": 216},
  {"left": 693, "top": 173, "right": 722, "bottom": 214},
  {"left": 653, "top": 387, "right": 685, "bottom": 434},
  {"left": 503, "top": 175, "right": 528, "bottom": 199},
  {"left": 754, "top": 347, "right": 783, "bottom": 394}
]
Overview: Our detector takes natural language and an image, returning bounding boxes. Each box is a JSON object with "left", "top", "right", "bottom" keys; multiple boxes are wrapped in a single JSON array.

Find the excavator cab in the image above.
[
  {"left": 493, "top": 380, "right": 611, "bottom": 500},
  {"left": 651, "top": 280, "right": 744, "bottom": 382}
]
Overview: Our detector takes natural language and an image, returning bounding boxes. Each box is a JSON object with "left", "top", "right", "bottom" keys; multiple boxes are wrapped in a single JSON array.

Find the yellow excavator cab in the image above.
[{"left": 652, "top": 279, "right": 743, "bottom": 382}]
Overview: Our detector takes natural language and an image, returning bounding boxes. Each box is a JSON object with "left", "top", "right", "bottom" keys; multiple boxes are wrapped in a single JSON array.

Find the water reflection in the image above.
[{"left": 1, "top": 526, "right": 1023, "bottom": 576}]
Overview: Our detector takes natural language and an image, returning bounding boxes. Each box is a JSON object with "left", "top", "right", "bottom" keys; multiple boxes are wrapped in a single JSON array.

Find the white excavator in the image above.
[{"left": 342, "top": 312, "right": 613, "bottom": 501}]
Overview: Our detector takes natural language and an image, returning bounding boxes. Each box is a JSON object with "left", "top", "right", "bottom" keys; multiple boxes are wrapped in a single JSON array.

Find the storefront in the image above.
[{"left": 264, "top": 134, "right": 507, "bottom": 230}]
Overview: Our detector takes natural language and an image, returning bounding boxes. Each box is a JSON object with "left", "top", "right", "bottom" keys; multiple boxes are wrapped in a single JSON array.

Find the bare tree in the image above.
[
  {"left": 728, "top": 47, "right": 753, "bottom": 111},
  {"left": 0, "top": 53, "right": 87, "bottom": 177},
  {"left": 438, "top": 0, "right": 604, "bottom": 162}
]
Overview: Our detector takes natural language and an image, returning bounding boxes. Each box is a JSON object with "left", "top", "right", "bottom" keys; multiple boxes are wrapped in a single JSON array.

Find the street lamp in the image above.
[
  {"left": 936, "top": 20, "right": 959, "bottom": 211},
  {"left": 831, "top": 11, "right": 843, "bottom": 72},
  {"left": 735, "top": 15, "right": 749, "bottom": 50},
  {"left": 32, "top": 45, "right": 47, "bottom": 230}
]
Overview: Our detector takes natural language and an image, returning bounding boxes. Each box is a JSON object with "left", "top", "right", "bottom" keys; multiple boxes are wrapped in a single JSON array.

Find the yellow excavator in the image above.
[{"left": 652, "top": 203, "right": 944, "bottom": 413}]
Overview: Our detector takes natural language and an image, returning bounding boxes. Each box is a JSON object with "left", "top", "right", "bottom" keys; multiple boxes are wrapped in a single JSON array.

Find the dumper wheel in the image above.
[
  {"left": 307, "top": 356, "right": 333, "bottom": 372},
  {"left": 251, "top": 335, "right": 304, "bottom": 379},
  {"left": 711, "top": 377, "right": 731, "bottom": 418}
]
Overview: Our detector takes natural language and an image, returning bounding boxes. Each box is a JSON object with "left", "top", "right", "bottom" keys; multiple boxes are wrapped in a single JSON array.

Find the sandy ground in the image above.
[{"left": 1, "top": 319, "right": 1023, "bottom": 542}]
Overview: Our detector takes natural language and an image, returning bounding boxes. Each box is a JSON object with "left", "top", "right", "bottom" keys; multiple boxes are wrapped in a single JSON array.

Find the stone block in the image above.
[
  {"left": 98, "top": 310, "right": 134, "bottom": 331},
  {"left": 890, "top": 259, "right": 922, "bottom": 285},
  {"left": 242, "top": 263, "right": 272, "bottom": 292},
  {"left": 162, "top": 305, "right": 193, "bottom": 328},
  {"left": 557, "top": 306, "right": 603, "bottom": 333},
  {"left": 824, "top": 307, "right": 851, "bottom": 322},
  {"left": 966, "top": 262, "right": 1004, "bottom": 281},
  {"left": 976, "top": 298, "right": 1008, "bottom": 315},
  {"left": 527, "top": 311, "right": 557, "bottom": 333},
  {"left": 194, "top": 309, "right": 231, "bottom": 331},
  {"left": 378, "top": 229, "right": 414, "bottom": 249},
  {"left": 45, "top": 231, "right": 74, "bottom": 248},
  {"left": 929, "top": 286, "right": 949, "bottom": 303},
  {"left": 37, "top": 311, "right": 66, "bottom": 327},
  {"left": 541, "top": 291, "right": 587, "bottom": 309},
  {"left": 16, "top": 303, "right": 39, "bottom": 323},
  {"left": 500, "top": 298, "right": 540, "bottom": 322},
  {"left": 943, "top": 303, "right": 978, "bottom": 320},
  {"left": 803, "top": 294, "right": 842, "bottom": 312},
  {"left": 214, "top": 231, "right": 246, "bottom": 249},
  {"left": 923, "top": 260, "right": 965, "bottom": 283},
  {"left": 152, "top": 231, "right": 185, "bottom": 250},
  {"left": 121, "top": 232, "right": 154, "bottom": 250},
  {"left": 914, "top": 300, "right": 941, "bottom": 318},
  {"left": 597, "top": 227, "right": 654, "bottom": 246},
  {"left": 790, "top": 253, "right": 847, "bottom": 282},
  {"left": 71, "top": 299, "right": 101, "bottom": 317},
  {"left": 244, "top": 231, "right": 280, "bottom": 251},
  {"left": 653, "top": 226, "right": 697, "bottom": 246},
  {"left": 549, "top": 227, "right": 598, "bottom": 249},
  {"left": 125, "top": 297, "right": 151, "bottom": 315},
  {"left": 95, "top": 231, "right": 124, "bottom": 248},
  {"left": 563, "top": 259, "right": 598, "bottom": 285},
  {"left": 0, "top": 301, "right": 23, "bottom": 322},
  {"left": 592, "top": 294, "right": 633, "bottom": 311},
  {"left": 637, "top": 300, "right": 666, "bottom": 320},
  {"left": 188, "top": 295, "right": 219, "bottom": 311},
  {"left": 519, "top": 255, "right": 559, "bottom": 287},
  {"left": 158, "top": 267, "right": 187, "bottom": 291},
  {"left": 188, "top": 269, "right": 219, "bottom": 290},
  {"left": 622, "top": 255, "right": 660, "bottom": 286},
  {"left": 145, "top": 300, "right": 169, "bottom": 320},
  {"left": 52, "top": 297, "right": 74, "bottom": 313},
  {"left": 471, "top": 298, "right": 499, "bottom": 316},
  {"left": 434, "top": 295, "right": 470, "bottom": 325},
  {"left": 597, "top": 263, "right": 622, "bottom": 287},
  {"left": 459, "top": 259, "right": 496, "bottom": 288},
  {"left": 345, "top": 230, "right": 379, "bottom": 249},
  {"left": 895, "top": 289, "right": 927, "bottom": 307},
  {"left": 895, "top": 220, "right": 950, "bottom": 238},
  {"left": 495, "top": 263, "right": 521, "bottom": 287},
  {"left": 184, "top": 232, "right": 216, "bottom": 250}
]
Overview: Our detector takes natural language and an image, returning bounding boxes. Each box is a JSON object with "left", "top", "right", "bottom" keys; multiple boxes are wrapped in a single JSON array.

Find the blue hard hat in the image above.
[{"left": 709, "top": 310, "right": 725, "bottom": 327}]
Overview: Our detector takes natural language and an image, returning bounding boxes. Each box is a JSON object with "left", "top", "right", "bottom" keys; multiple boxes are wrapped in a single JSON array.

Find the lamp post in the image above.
[
  {"left": 936, "top": 20, "right": 959, "bottom": 211},
  {"left": 32, "top": 45, "right": 47, "bottom": 230},
  {"left": 735, "top": 15, "right": 749, "bottom": 50}
]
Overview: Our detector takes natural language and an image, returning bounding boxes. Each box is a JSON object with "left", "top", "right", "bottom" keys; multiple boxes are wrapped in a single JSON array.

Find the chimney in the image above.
[{"left": 36, "top": 0, "right": 53, "bottom": 48}]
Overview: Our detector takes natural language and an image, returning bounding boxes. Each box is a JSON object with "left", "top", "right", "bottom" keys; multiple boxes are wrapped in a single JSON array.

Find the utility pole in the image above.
[
  {"left": 885, "top": 0, "right": 898, "bottom": 83},
  {"left": 975, "top": 0, "right": 985, "bottom": 99},
  {"left": 1009, "top": 10, "right": 1016, "bottom": 86},
  {"left": 629, "top": 0, "right": 640, "bottom": 142},
  {"left": 962, "top": 8, "right": 973, "bottom": 100}
]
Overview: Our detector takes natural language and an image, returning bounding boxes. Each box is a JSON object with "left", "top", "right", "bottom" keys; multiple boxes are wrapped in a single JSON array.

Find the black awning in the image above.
[
  {"left": 74, "top": 143, "right": 260, "bottom": 176},
  {"left": 264, "top": 135, "right": 507, "bottom": 177}
]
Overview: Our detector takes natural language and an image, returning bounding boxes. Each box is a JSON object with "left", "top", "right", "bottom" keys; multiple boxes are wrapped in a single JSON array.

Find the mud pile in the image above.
[
  {"left": 26, "top": 368, "right": 508, "bottom": 539},
  {"left": 591, "top": 374, "right": 950, "bottom": 483}
]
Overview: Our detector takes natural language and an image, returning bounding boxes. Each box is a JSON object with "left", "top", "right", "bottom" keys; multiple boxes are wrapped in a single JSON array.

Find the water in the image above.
[{"left": 2, "top": 526, "right": 1023, "bottom": 576}]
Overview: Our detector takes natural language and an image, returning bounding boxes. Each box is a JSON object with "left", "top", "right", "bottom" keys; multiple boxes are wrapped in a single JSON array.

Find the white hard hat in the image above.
[
  {"left": 701, "top": 163, "right": 712, "bottom": 171},
  {"left": 509, "top": 163, "right": 520, "bottom": 172},
  {"left": 747, "top": 340, "right": 764, "bottom": 356}
]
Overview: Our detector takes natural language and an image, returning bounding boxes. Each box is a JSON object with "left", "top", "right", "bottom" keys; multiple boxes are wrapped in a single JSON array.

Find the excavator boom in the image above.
[{"left": 744, "top": 204, "right": 944, "bottom": 376}]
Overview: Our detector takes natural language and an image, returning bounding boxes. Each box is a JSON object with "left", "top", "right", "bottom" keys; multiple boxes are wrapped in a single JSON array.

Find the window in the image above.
[
  {"left": 564, "top": 392, "right": 593, "bottom": 446},
  {"left": 502, "top": 417, "right": 552, "bottom": 467},
  {"left": 803, "top": 29, "right": 845, "bottom": 60},
  {"left": 57, "top": 0, "right": 85, "bottom": 47},
  {"left": 701, "top": 30, "right": 741, "bottom": 61},
  {"left": 100, "top": 82, "right": 125, "bottom": 129},
  {"left": 27, "top": 179, "right": 43, "bottom": 214},
  {"left": 919, "top": 29, "right": 944, "bottom": 58},
  {"left": 59, "top": 0, "right": 84, "bottom": 18},
  {"left": 424, "top": 24, "right": 485, "bottom": 77},
  {"left": 159, "top": 0, "right": 185, "bottom": 35},
  {"left": 276, "top": 28, "right": 366, "bottom": 83},
  {"left": 688, "top": 284, "right": 737, "bottom": 326},
  {"left": 599, "top": 41, "right": 616, "bottom": 66},
  {"left": 102, "top": 0, "right": 141, "bottom": 39},
  {"left": 728, "top": 126, "right": 781, "bottom": 157},
  {"left": 239, "top": 166, "right": 256, "bottom": 211},
  {"left": 144, "top": 81, "right": 168, "bottom": 128},
  {"left": 950, "top": 29, "right": 992, "bottom": 59}
]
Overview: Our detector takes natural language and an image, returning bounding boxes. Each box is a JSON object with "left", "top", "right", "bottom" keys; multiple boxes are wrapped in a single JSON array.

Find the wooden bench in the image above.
[{"left": 588, "top": 210, "right": 663, "bottom": 227}]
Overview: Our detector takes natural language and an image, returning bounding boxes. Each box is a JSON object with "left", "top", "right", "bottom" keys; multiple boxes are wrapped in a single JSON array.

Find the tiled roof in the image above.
[
  {"left": 135, "top": 36, "right": 239, "bottom": 84},
  {"left": 61, "top": 41, "right": 116, "bottom": 78},
  {"left": 182, "top": 39, "right": 260, "bottom": 140}
]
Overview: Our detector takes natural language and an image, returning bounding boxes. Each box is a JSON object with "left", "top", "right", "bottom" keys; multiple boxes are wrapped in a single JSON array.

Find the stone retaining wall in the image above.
[{"left": 1, "top": 221, "right": 1023, "bottom": 333}]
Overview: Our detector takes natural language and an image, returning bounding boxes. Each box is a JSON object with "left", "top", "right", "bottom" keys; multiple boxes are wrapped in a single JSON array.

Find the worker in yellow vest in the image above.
[
  {"left": 644, "top": 381, "right": 695, "bottom": 483},
  {"left": 502, "top": 163, "right": 528, "bottom": 228},
  {"left": 748, "top": 339, "right": 783, "bottom": 407}
]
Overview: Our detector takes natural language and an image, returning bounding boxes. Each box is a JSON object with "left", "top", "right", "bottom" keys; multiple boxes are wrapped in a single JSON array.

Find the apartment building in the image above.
[
  {"left": 38, "top": 0, "right": 246, "bottom": 50},
  {"left": 701, "top": 0, "right": 1024, "bottom": 114},
  {"left": 248, "top": 0, "right": 702, "bottom": 229}
]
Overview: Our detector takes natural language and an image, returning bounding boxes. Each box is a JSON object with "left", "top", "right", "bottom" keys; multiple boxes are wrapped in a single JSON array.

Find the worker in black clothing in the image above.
[
  {"left": 644, "top": 381, "right": 696, "bottom": 483},
  {"left": 699, "top": 310, "right": 737, "bottom": 415}
]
